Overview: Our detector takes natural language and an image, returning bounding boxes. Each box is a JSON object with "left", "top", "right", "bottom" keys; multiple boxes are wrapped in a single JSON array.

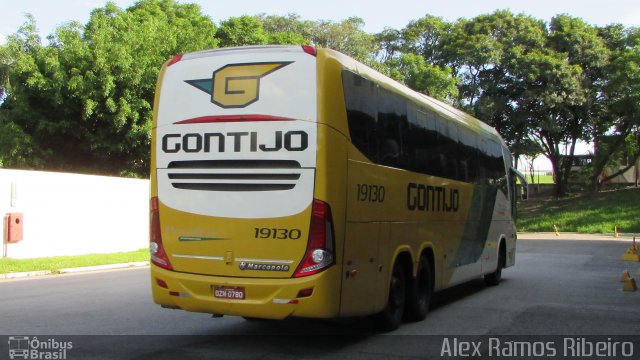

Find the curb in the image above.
[
  {"left": 0, "top": 261, "right": 149, "bottom": 280},
  {"left": 517, "top": 232, "right": 639, "bottom": 241},
  {"left": 1, "top": 270, "right": 52, "bottom": 279}
]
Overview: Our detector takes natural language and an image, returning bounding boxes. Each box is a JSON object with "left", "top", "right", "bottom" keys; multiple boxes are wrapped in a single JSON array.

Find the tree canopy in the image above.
[
  {"left": 1, "top": 1, "right": 638, "bottom": 196},
  {"left": 0, "top": 0, "right": 217, "bottom": 175}
]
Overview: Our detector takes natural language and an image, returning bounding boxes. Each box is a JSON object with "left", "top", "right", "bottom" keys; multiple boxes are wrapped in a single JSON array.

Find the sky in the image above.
[{"left": 1, "top": 0, "right": 640, "bottom": 44}]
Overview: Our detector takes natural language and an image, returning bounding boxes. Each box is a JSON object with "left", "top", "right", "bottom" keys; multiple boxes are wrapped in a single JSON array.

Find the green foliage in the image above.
[
  {"left": 258, "top": 13, "right": 315, "bottom": 43},
  {"left": 267, "top": 32, "right": 307, "bottom": 45},
  {"left": 0, "top": 117, "right": 46, "bottom": 168},
  {"left": 217, "top": 16, "right": 267, "bottom": 47},
  {"left": 312, "top": 17, "right": 375, "bottom": 62},
  {"left": 0, "top": 44, "right": 10, "bottom": 101},
  {"left": 215, "top": 14, "right": 376, "bottom": 60},
  {"left": 623, "top": 133, "right": 639, "bottom": 158},
  {"left": 400, "top": 15, "right": 450, "bottom": 65},
  {"left": 384, "top": 53, "right": 458, "bottom": 101},
  {"left": 0, "top": 0, "right": 217, "bottom": 176},
  {"left": 585, "top": 26, "right": 640, "bottom": 190},
  {"left": 374, "top": 27, "right": 401, "bottom": 62}
]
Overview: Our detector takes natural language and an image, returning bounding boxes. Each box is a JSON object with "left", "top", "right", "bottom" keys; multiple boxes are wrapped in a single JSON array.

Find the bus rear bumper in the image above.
[{"left": 151, "top": 264, "right": 341, "bottom": 319}]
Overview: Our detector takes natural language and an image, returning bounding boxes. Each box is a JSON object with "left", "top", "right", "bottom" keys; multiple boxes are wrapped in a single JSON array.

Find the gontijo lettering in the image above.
[
  {"left": 407, "top": 182, "right": 460, "bottom": 212},
  {"left": 162, "top": 130, "right": 308, "bottom": 153}
]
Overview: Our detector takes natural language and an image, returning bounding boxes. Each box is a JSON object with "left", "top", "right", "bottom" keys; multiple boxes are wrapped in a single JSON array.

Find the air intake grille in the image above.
[{"left": 167, "top": 160, "right": 302, "bottom": 191}]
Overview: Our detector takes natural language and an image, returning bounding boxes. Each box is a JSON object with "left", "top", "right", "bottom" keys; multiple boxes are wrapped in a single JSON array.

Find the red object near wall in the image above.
[{"left": 5, "top": 213, "right": 23, "bottom": 243}]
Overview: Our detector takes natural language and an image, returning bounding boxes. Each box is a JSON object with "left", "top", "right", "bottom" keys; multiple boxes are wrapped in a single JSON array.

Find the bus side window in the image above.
[
  {"left": 435, "top": 117, "right": 453, "bottom": 179},
  {"left": 477, "top": 138, "right": 490, "bottom": 185},
  {"left": 410, "top": 110, "right": 432, "bottom": 175},
  {"left": 403, "top": 105, "right": 417, "bottom": 171},
  {"left": 377, "top": 88, "right": 406, "bottom": 168},
  {"left": 343, "top": 70, "right": 378, "bottom": 162},
  {"left": 458, "top": 126, "right": 478, "bottom": 183},
  {"left": 486, "top": 140, "right": 507, "bottom": 194}
]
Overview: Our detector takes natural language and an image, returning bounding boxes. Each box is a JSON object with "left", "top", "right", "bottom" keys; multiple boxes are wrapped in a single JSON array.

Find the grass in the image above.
[
  {"left": 523, "top": 175, "right": 555, "bottom": 185},
  {"left": 0, "top": 248, "right": 148, "bottom": 274},
  {"left": 517, "top": 187, "right": 640, "bottom": 234}
]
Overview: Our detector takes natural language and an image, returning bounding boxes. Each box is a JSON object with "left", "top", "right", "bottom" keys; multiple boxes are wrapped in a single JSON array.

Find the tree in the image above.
[
  {"left": 266, "top": 32, "right": 307, "bottom": 45},
  {"left": 400, "top": 15, "right": 451, "bottom": 66},
  {"left": 216, "top": 16, "right": 267, "bottom": 47},
  {"left": 589, "top": 25, "right": 640, "bottom": 190},
  {"left": 545, "top": 15, "right": 609, "bottom": 193},
  {"left": 511, "top": 47, "right": 587, "bottom": 195},
  {"left": 311, "top": 17, "right": 375, "bottom": 61},
  {"left": 0, "top": 15, "right": 55, "bottom": 169},
  {"left": 258, "top": 13, "right": 314, "bottom": 45},
  {"left": 430, "top": 12, "right": 550, "bottom": 168},
  {"left": 430, "top": 12, "right": 611, "bottom": 195},
  {"left": 0, "top": 0, "right": 218, "bottom": 176},
  {"left": 259, "top": 13, "right": 314, "bottom": 36},
  {"left": 0, "top": 115, "right": 43, "bottom": 168},
  {"left": 518, "top": 137, "right": 544, "bottom": 183},
  {"left": 0, "top": 44, "right": 10, "bottom": 102},
  {"left": 384, "top": 53, "right": 458, "bottom": 101},
  {"left": 469, "top": 12, "right": 548, "bottom": 167},
  {"left": 441, "top": 15, "right": 502, "bottom": 109},
  {"left": 374, "top": 27, "right": 401, "bottom": 62}
]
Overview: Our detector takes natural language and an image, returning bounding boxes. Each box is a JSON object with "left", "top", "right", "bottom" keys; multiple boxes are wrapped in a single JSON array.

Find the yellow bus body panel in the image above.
[{"left": 151, "top": 264, "right": 342, "bottom": 319}]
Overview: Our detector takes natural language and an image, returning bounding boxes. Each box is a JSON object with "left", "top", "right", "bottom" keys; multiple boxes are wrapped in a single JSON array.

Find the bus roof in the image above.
[{"left": 179, "top": 45, "right": 308, "bottom": 61}]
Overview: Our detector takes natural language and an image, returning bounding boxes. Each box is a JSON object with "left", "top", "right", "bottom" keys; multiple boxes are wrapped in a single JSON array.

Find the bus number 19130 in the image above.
[
  {"left": 356, "top": 184, "right": 385, "bottom": 203},
  {"left": 254, "top": 228, "right": 302, "bottom": 240}
]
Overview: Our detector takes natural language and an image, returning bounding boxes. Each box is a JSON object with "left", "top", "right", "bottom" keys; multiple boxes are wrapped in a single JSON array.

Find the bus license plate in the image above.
[{"left": 213, "top": 286, "right": 245, "bottom": 300}]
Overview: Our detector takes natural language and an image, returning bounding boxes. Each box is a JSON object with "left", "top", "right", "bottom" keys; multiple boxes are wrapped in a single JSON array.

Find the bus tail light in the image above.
[
  {"left": 293, "top": 199, "right": 335, "bottom": 277},
  {"left": 302, "top": 45, "right": 317, "bottom": 56},
  {"left": 167, "top": 54, "right": 183, "bottom": 66},
  {"left": 150, "top": 197, "right": 173, "bottom": 270}
]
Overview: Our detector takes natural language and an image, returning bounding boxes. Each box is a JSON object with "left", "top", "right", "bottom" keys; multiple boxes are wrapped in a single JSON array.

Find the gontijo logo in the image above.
[{"left": 185, "top": 62, "right": 293, "bottom": 108}]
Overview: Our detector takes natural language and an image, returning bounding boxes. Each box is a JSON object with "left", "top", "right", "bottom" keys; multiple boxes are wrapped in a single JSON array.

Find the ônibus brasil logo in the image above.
[
  {"left": 7, "top": 336, "right": 73, "bottom": 360},
  {"left": 185, "top": 62, "right": 293, "bottom": 108}
]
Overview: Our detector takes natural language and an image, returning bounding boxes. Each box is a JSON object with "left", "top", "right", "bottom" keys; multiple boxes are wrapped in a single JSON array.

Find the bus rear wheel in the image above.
[
  {"left": 376, "top": 261, "right": 406, "bottom": 331},
  {"left": 405, "top": 254, "right": 432, "bottom": 321}
]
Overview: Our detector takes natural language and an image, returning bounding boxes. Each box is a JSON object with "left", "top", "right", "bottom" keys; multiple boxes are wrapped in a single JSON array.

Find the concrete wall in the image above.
[{"left": 1, "top": 169, "right": 149, "bottom": 259}]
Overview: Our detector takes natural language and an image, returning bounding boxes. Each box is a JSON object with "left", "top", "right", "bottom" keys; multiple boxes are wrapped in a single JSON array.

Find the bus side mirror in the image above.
[{"left": 511, "top": 168, "right": 528, "bottom": 201}]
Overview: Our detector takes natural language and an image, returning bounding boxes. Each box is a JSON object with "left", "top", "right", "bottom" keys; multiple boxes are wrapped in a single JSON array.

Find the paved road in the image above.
[{"left": 1, "top": 238, "right": 639, "bottom": 359}]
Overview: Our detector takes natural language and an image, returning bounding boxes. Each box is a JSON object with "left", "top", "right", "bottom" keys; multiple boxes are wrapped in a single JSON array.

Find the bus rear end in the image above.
[{"left": 150, "top": 46, "right": 341, "bottom": 319}]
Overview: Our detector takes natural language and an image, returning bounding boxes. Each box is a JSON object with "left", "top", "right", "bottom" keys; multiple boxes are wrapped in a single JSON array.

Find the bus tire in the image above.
[
  {"left": 376, "top": 261, "right": 406, "bottom": 331},
  {"left": 405, "top": 254, "right": 433, "bottom": 322},
  {"left": 484, "top": 241, "right": 505, "bottom": 286}
]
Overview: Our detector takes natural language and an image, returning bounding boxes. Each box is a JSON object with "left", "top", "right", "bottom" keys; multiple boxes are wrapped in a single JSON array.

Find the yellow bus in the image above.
[{"left": 150, "top": 45, "right": 527, "bottom": 330}]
